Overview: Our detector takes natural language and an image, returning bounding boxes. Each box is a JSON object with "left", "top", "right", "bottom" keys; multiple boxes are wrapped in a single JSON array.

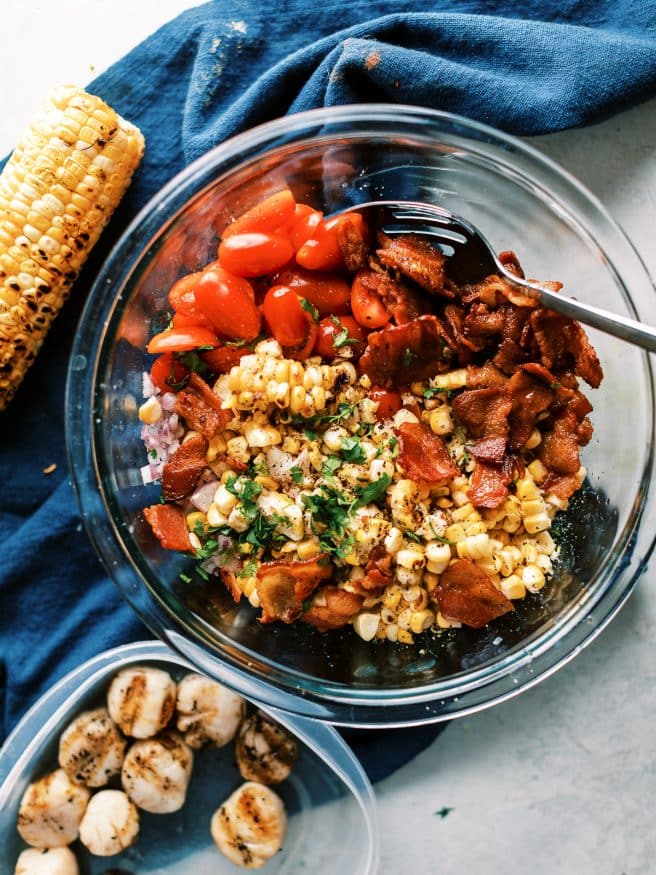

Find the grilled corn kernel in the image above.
[
  {"left": 435, "top": 611, "right": 462, "bottom": 629},
  {"left": 353, "top": 612, "right": 381, "bottom": 642},
  {"left": 242, "top": 577, "right": 257, "bottom": 598},
  {"left": 429, "top": 406, "right": 453, "bottom": 436},
  {"left": 392, "top": 408, "right": 419, "bottom": 428},
  {"left": 521, "top": 498, "right": 545, "bottom": 517},
  {"left": 500, "top": 574, "right": 526, "bottom": 600},
  {"left": 401, "top": 585, "right": 423, "bottom": 603},
  {"left": 334, "top": 361, "right": 357, "bottom": 384},
  {"left": 213, "top": 483, "right": 238, "bottom": 515},
  {"left": 425, "top": 542, "right": 451, "bottom": 573},
  {"left": 430, "top": 368, "right": 468, "bottom": 390},
  {"left": 296, "top": 538, "right": 321, "bottom": 560},
  {"left": 383, "top": 585, "right": 402, "bottom": 609},
  {"left": 289, "top": 384, "right": 306, "bottom": 414},
  {"left": 323, "top": 426, "right": 347, "bottom": 452},
  {"left": 303, "top": 365, "right": 322, "bottom": 389},
  {"left": 226, "top": 436, "right": 249, "bottom": 462},
  {"left": 423, "top": 571, "right": 439, "bottom": 593},
  {"left": 456, "top": 533, "right": 492, "bottom": 561},
  {"left": 384, "top": 526, "right": 403, "bottom": 555},
  {"left": 546, "top": 493, "right": 569, "bottom": 511},
  {"left": 396, "top": 567, "right": 422, "bottom": 587},
  {"left": 248, "top": 589, "right": 261, "bottom": 608},
  {"left": 396, "top": 548, "right": 426, "bottom": 571},
  {"left": 244, "top": 422, "right": 281, "bottom": 448},
  {"left": 206, "top": 504, "right": 229, "bottom": 527},
  {"left": 535, "top": 531, "right": 556, "bottom": 555},
  {"left": 138, "top": 396, "right": 162, "bottom": 424},
  {"left": 369, "top": 458, "right": 394, "bottom": 481},
  {"left": 523, "top": 513, "right": 551, "bottom": 534},
  {"left": 397, "top": 608, "right": 412, "bottom": 630},
  {"left": 397, "top": 629, "right": 414, "bottom": 644},
  {"left": 206, "top": 435, "right": 227, "bottom": 462},
  {"left": 310, "top": 385, "right": 326, "bottom": 410},
  {"left": 522, "top": 563, "right": 545, "bottom": 592},
  {"left": 410, "top": 609, "right": 434, "bottom": 634},
  {"left": 515, "top": 477, "right": 540, "bottom": 501},
  {"left": 444, "top": 522, "right": 467, "bottom": 543},
  {"left": 499, "top": 545, "right": 522, "bottom": 577},
  {"left": 227, "top": 505, "right": 250, "bottom": 533},
  {"left": 524, "top": 428, "right": 542, "bottom": 450},
  {"left": 527, "top": 458, "right": 548, "bottom": 482},
  {"left": 385, "top": 624, "right": 399, "bottom": 643},
  {"left": 186, "top": 511, "right": 208, "bottom": 531}
]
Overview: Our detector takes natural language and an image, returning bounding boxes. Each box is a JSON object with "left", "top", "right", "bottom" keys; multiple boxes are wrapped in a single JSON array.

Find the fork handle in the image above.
[{"left": 513, "top": 276, "right": 656, "bottom": 355}]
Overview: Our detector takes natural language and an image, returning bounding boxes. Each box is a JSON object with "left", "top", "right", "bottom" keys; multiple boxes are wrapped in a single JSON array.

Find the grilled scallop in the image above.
[
  {"left": 107, "top": 667, "right": 176, "bottom": 738},
  {"left": 211, "top": 781, "right": 287, "bottom": 869},
  {"left": 121, "top": 730, "right": 193, "bottom": 813},
  {"left": 14, "top": 847, "right": 79, "bottom": 875},
  {"left": 175, "top": 673, "right": 245, "bottom": 749},
  {"left": 235, "top": 712, "right": 298, "bottom": 785},
  {"left": 78, "top": 789, "right": 139, "bottom": 856},
  {"left": 58, "top": 708, "right": 127, "bottom": 787},
  {"left": 17, "top": 768, "right": 90, "bottom": 848}
]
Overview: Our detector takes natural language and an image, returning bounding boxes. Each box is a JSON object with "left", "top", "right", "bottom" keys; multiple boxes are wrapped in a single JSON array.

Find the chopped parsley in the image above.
[
  {"left": 292, "top": 400, "right": 358, "bottom": 432},
  {"left": 175, "top": 349, "right": 210, "bottom": 375},
  {"left": 238, "top": 558, "right": 259, "bottom": 579},
  {"left": 321, "top": 456, "right": 342, "bottom": 480},
  {"left": 330, "top": 315, "right": 359, "bottom": 349},
  {"left": 149, "top": 448, "right": 158, "bottom": 459},
  {"left": 404, "top": 529, "right": 421, "bottom": 543},
  {"left": 341, "top": 436, "right": 366, "bottom": 464},
  {"left": 353, "top": 473, "right": 392, "bottom": 507},
  {"left": 225, "top": 333, "right": 266, "bottom": 349},
  {"left": 423, "top": 386, "right": 453, "bottom": 400},
  {"left": 434, "top": 807, "right": 454, "bottom": 819},
  {"left": 290, "top": 465, "right": 304, "bottom": 484},
  {"left": 179, "top": 573, "right": 192, "bottom": 584},
  {"left": 300, "top": 297, "right": 320, "bottom": 322},
  {"left": 388, "top": 436, "right": 399, "bottom": 459},
  {"left": 402, "top": 347, "right": 416, "bottom": 367}
]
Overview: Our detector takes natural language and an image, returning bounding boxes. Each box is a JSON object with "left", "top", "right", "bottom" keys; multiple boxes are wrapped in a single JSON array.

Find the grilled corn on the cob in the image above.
[{"left": 0, "top": 85, "right": 144, "bottom": 410}]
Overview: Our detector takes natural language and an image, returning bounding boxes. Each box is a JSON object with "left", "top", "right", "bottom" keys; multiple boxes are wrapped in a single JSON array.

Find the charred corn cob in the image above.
[{"left": 0, "top": 85, "right": 144, "bottom": 410}]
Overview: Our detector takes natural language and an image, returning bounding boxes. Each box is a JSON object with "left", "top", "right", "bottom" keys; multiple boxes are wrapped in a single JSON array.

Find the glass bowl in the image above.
[
  {"left": 0, "top": 641, "right": 379, "bottom": 873},
  {"left": 66, "top": 105, "right": 656, "bottom": 727}
]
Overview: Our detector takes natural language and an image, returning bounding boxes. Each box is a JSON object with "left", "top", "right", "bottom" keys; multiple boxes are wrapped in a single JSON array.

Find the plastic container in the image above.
[
  {"left": 0, "top": 642, "right": 379, "bottom": 874},
  {"left": 66, "top": 104, "right": 656, "bottom": 726}
]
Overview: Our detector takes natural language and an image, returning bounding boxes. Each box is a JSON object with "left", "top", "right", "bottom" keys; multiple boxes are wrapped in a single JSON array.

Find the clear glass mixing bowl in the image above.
[{"left": 66, "top": 105, "right": 656, "bottom": 727}]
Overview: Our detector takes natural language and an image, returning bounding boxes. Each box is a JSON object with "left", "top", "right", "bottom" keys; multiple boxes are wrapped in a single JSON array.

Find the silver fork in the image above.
[{"left": 340, "top": 200, "right": 656, "bottom": 354}]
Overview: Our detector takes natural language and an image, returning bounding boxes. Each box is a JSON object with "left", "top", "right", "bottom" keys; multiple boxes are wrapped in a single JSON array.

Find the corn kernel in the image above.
[
  {"left": 524, "top": 513, "right": 551, "bottom": 534},
  {"left": 353, "top": 612, "right": 381, "bottom": 642},
  {"left": 527, "top": 458, "right": 548, "bottom": 481},
  {"left": 213, "top": 483, "right": 238, "bottom": 515},
  {"left": 297, "top": 538, "right": 321, "bottom": 560},
  {"left": 500, "top": 574, "right": 526, "bottom": 600},
  {"left": 206, "top": 434, "right": 227, "bottom": 462},
  {"left": 385, "top": 624, "right": 399, "bottom": 643},
  {"left": 248, "top": 589, "right": 261, "bottom": 608},
  {"left": 429, "top": 406, "right": 453, "bottom": 435},
  {"left": 310, "top": 385, "right": 326, "bottom": 410},
  {"left": 397, "top": 629, "right": 414, "bottom": 644},
  {"left": 423, "top": 571, "right": 439, "bottom": 593},
  {"left": 445, "top": 523, "right": 467, "bottom": 543},
  {"left": 430, "top": 368, "right": 468, "bottom": 390},
  {"left": 524, "top": 428, "right": 542, "bottom": 450},
  {"left": 186, "top": 511, "right": 207, "bottom": 532},
  {"left": 396, "top": 548, "right": 426, "bottom": 570},
  {"left": 410, "top": 609, "right": 434, "bottom": 634},
  {"left": 274, "top": 382, "right": 290, "bottom": 408},
  {"left": 383, "top": 585, "right": 402, "bottom": 609},
  {"left": 435, "top": 611, "right": 462, "bottom": 629},
  {"left": 515, "top": 478, "right": 540, "bottom": 501},
  {"left": 206, "top": 504, "right": 229, "bottom": 528},
  {"left": 522, "top": 563, "right": 545, "bottom": 592},
  {"left": 242, "top": 577, "right": 257, "bottom": 598},
  {"left": 138, "top": 396, "right": 162, "bottom": 425}
]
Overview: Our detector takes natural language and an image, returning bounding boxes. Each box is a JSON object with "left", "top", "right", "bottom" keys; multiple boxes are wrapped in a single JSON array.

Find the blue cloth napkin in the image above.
[{"left": 1, "top": 0, "right": 655, "bottom": 782}]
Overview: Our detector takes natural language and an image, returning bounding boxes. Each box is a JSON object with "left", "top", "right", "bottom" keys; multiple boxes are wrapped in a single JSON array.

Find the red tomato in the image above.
[
  {"left": 288, "top": 205, "right": 323, "bottom": 250},
  {"left": 147, "top": 326, "right": 219, "bottom": 355},
  {"left": 314, "top": 316, "right": 366, "bottom": 359},
  {"left": 263, "top": 286, "right": 310, "bottom": 348},
  {"left": 194, "top": 267, "right": 261, "bottom": 341},
  {"left": 169, "top": 271, "right": 202, "bottom": 313},
  {"left": 371, "top": 387, "right": 403, "bottom": 421},
  {"left": 201, "top": 344, "right": 247, "bottom": 374},
  {"left": 272, "top": 268, "right": 350, "bottom": 315},
  {"left": 296, "top": 212, "right": 366, "bottom": 272},
  {"left": 218, "top": 232, "right": 294, "bottom": 278},
  {"left": 221, "top": 189, "right": 296, "bottom": 238},
  {"left": 150, "top": 354, "right": 187, "bottom": 393},
  {"left": 350, "top": 272, "right": 391, "bottom": 329},
  {"left": 171, "top": 311, "right": 205, "bottom": 330}
]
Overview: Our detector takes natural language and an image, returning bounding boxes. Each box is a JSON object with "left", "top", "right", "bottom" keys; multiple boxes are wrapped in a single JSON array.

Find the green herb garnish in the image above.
[
  {"left": 423, "top": 386, "right": 454, "bottom": 400},
  {"left": 341, "top": 436, "right": 366, "bottom": 464},
  {"left": 290, "top": 465, "right": 303, "bottom": 484},
  {"left": 238, "top": 559, "right": 259, "bottom": 579},
  {"left": 321, "top": 456, "right": 342, "bottom": 480},
  {"left": 330, "top": 315, "right": 359, "bottom": 349},
  {"left": 300, "top": 297, "right": 320, "bottom": 322},
  {"left": 353, "top": 473, "right": 392, "bottom": 508},
  {"left": 402, "top": 347, "right": 416, "bottom": 367}
]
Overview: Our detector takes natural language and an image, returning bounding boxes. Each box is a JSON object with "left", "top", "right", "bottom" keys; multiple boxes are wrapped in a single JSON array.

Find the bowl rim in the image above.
[{"left": 66, "top": 103, "right": 656, "bottom": 726}]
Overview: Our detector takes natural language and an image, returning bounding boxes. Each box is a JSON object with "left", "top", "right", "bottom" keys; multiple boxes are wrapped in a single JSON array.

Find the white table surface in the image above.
[{"left": 2, "top": 3, "right": 655, "bottom": 873}]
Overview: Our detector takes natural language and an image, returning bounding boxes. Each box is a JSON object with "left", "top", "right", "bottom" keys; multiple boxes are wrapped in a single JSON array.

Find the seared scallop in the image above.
[
  {"left": 235, "top": 712, "right": 298, "bottom": 785},
  {"left": 14, "top": 847, "right": 79, "bottom": 875},
  {"left": 58, "top": 707, "right": 126, "bottom": 787},
  {"left": 176, "top": 673, "right": 245, "bottom": 749},
  {"left": 211, "top": 781, "right": 287, "bottom": 869},
  {"left": 78, "top": 789, "right": 139, "bottom": 856},
  {"left": 107, "top": 666, "right": 176, "bottom": 738},
  {"left": 121, "top": 730, "right": 193, "bottom": 813},
  {"left": 17, "top": 768, "right": 90, "bottom": 848}
]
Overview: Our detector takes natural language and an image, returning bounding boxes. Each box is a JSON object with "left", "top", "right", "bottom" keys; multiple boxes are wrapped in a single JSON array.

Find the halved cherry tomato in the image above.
[
  {"left": 202, "top": 344, "right": 248, "bottom": 375},
  {"left": 150, "top": 354, "right": 188, "bottom": 393},
  {"left": 289, "top": 316, "right": 319, "bottom": 361},
  {"left": 350, "top": 271, "right": 391, "bottom": 329},
  {"left": 147, "top": 326, "right": 219, "bottom": 355},
  {"left": 168, "top": 271, "right": 216, "bottom": 330},
  {"left": 221, "top": 189, "right": 296, "bottom": 238},
  {"left": 314, "top": 315, "right": 366, "bottom": 359},
  {"left": 263, "top": 286, "right": 311, "bottom": 348},
  {"left": 296, "top": 212, "right": 366, "bottom": 272},
  {"left": 218, "top": 232, "right": 294, "bottom": 278},
  {"left": 272, "top": 268, "right": 350, "bottom": 315},
  {"left": 171, "top": 311, "right": 206, "bottom": 330},
  {"left": 194, "top": 267, "right": 261, "bottom": 341},
  {"left": 371, "top": 386, "right": 403, "bottom": 422},
  {"left": 288, "top": 205, "right": 323, "bottom": 250}
]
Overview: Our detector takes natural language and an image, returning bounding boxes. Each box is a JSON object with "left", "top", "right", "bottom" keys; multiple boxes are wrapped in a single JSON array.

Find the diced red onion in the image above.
[{"left": 191, "top": 480, "right": 219, "bottom": 512}]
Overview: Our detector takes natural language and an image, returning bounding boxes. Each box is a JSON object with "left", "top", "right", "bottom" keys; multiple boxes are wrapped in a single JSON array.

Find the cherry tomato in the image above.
[
  {"left": 201, "top": 344, "right": 247, "bottom": 374},
  {"left": 150, "top": 354, "right": 188, "bottom": 393},
  {"left": 296, "top": 212, "right": 366, "bottom": 272},
  {"left": 194, "top": 267, "right": 261, "bottom": 341},
  {"left": 314, "top": 315, "right": 366, "bottom": 359},
  {"left": 263, "top": 286, "right": 310, "bottom": 348},
  {"left": 290, "top": 316, "right": 319, "bottom": 361},
  {"left": 221, "top": 189, "right": 296, "bottom": 238},
  {"left": 147, "top": 326, "right": 219, "bottom": 355},
  {"left": 350, "top": 271, "right": 391, "bottom": 329},
  {"left": 272, "top": 267, "right": 350, "bottom": 315},
  {"left": 218, "top": 232, "right": 294, "bottom": 278},
  {"left": 171, "top": 311, "right": 205, "bottom": 330},
  {"left": 288, "top": 205, "right": 323, "bottom": 250},
  {"left": 371, "top": 387, "right": 403, "bottom": 421}
]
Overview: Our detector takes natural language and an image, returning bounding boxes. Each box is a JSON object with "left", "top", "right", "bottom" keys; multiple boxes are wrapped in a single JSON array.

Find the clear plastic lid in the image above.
[{"left": 0, "top": 641, "right": 379, "bottom": 874}]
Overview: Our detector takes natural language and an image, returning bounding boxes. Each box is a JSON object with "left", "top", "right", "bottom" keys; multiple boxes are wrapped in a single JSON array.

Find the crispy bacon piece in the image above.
[
  {"left": 498, "top": 250, "right": 525, "bottom": 278},
  {"left": 396, "top": 421, "right": 458, "bottom": 483},
  {"left": 506, "top": 367, "right": 554, "bottom": 451},
  {"left": 465, "top": 362, "right": 507, "bottom": 389},
  {"left": 443, "top": 303, "right": 485, "bottom": 361},
  {"left": 528, "top": 309, "right": 602, "bottom": 388},
  {"left": 176, "top": 378, "right": 226, "bottom": 439},
  {"left": 434, "top": 559, "right": 514, "bottom": 628},
  {"left": 541, "top": 471, "right": 583, "bottom": 500},
  {"left": 468, "top": 436, "right": 507, "bottom": 464},
  {"left": 451, "top": 387, "right": 512, "bottom": 445},
  {"left": 360, "top": 315, "right": 453, "bottom": 386},
  {"left": 162, "top": 434, "right": 208, "bottom": 501},
  {"left": 463, "top": 302, "right": 507, "bottom": 338},
  {"left": 538, "top": 409, "right": 586, "bottom": 475},
  {"left": 568, "top": 321, "right": 603, "bottom": 389},
  {"left": 337, "top": 214, "right": 370, "bottom": 272},
  {"left": 467, "top": 459, "right": 513, "bottom": 509},
  {"left": 357, "top": 268, "right": 429, "bottom": 325},
  {"left": 376, "top": 233, "right": 451, "bottom": 297},
  {"left": 302, "top": 586, "right": 364, "bottom": 631},
  {"left": 143, "top": 504, "right": 193, "bottom": 553},
  {"left": 360, "top": 545, "right": 394, "bottom": 594},
  {"left": 492, "top": 338, "right": 527, "bottom": 375},
  {"left": 220, "top": 568, "right": 242, "bottom": 603},
  {"left": 256, "top": 555, "right": 332, "bottom": 624}
]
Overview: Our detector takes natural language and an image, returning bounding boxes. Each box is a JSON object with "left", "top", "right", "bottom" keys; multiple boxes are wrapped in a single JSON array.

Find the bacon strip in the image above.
[
  {"left": 396, "top": 421, "right": 458, "bottom": 483},
  {"left": 376, "top": 233, "right": 450, "bottom": 297},
  {"left": 434, "top": 559, "right": 514, "bottom": 628},
  {"left": 507, "top": 368, "right": 554, "bottom": 451},
  {"left": 360, "top": 315, "right": 453, "bottom": 386},
  {"left": 467, "top": 459, "right": 513, "bottom": 509},
  {"left": 355, "top": 268, "right": 428, "bottom": 325},
  {"left": 256, "top": 555, "right": 332, "bottom": 624},
  {"left": 176, "top": 383, "right": 225, "bottom": 439},
  {"left": 336, "top": 214, "right": 370, "bottom": 272},
  {"left": 143, "top": 504, "right": 193, "bottom": 552},
  {"left": 360, "top": 545, "right": 394, "bottom": 594},
  {"left": 162, "top": 434, "right": 208, "bottom": 501},
  {"left": 220, "top": 568, "right": 242, "bottom": 603},
  {"left": 302, "top": 587, "right": 364, "bottom": 631}
]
